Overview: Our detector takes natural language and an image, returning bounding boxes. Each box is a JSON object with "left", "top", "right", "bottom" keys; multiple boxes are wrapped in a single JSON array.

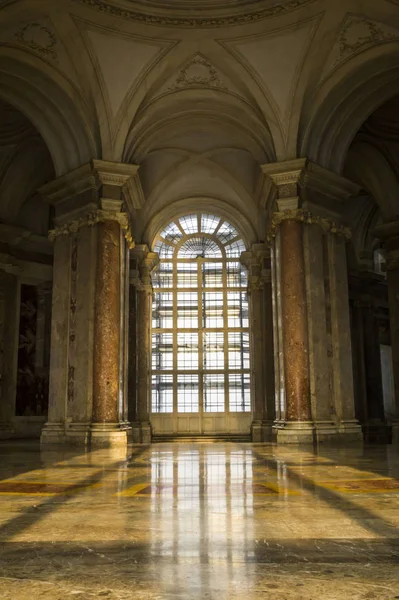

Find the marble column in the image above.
[
  {"left": 374, "top": 221, "right": 399, "bottom": 442},
  {"left": 262, "top": 159, "right": 362, "bottom": 444},
  {"left": 0, "top": 271, "right": 20, "bottom": 438},
  {"left": 39, "top": 160, "right": 142, "bottom": 446},
  {"left": 279, "top": 219, "right": 313, "bottom": 442},
  {"left": 90, "top": 219, "right": 127, "bottom": 445}
]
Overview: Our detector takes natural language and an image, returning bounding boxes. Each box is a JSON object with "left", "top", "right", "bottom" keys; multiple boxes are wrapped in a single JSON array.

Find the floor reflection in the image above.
[
  {"left": 0, "top": 441, "right": 398, "bottom": 599},
  {"left": 149, "top": 445, "right": 255, "bottom": 595}
]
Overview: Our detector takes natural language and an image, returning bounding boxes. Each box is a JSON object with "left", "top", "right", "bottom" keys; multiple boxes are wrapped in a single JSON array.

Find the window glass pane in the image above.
[
  {"left": 217, "top": 221, "right": 238, "bottom": 244},
  {"left": 178, "top": 237, "right": 222, "bottom": 259},
  {"left": 177, "top": 374, "right": 199, "bottom": 413},
  {"left": 225, "top": 239, "right": 246, "bottom": 258},
  {"left": 229, "top": 374, "right": 251, "bottom": 412},
  {"left": 160, "top": 222, "right": 183, "bottom": 245},
  {"left": 154, "top": 240, "right": 174, "bottom": 258},
  {"left": 179, "top": 214, "right": 198, "bottom": 235},
  {"left": 177, "top": 292, "right": 198, "bottom": 329},
  {"left": 152, "top": 292, "right": 173, "bottom": 329},
  {"left": 228, "top": 332, "right": 250, "bottom": 369},
  {"left": 204, "top": 374, "right": 224, "bottom": 412},
  {"left": 203, "top": 332, "right": 224, "bottom": 370},
  {"left": 152, "top": 333, "right": 173, "bottom": 370},
  {"left": 227, "top": 292, "right": 249, "bottom": 328},
  {"left": 177, "top": 262, "right": 197, "bottom": 288},
  {"left": 152, "top": 263, "right": 173, "bottom": 289},
  {"left": 202, "top": 262, "right": 223, "bottom": 287},
  {"left": 201, "top": 214, "right": 220, "bottom": 234},
  {"left": 227, "top": 262, "right": 248, "bottom": 287},
  {"left": 151, "top": 214, "right": 251, "bottom": 421},
  {"left": 152, "top": 375, "right": 173, "bottom": 413},
  {"left": 202, "top": 292, "right": 224, "bottom": 328},
  {"left": 177, "top": 333, "right": 198, "bottom": 370}
]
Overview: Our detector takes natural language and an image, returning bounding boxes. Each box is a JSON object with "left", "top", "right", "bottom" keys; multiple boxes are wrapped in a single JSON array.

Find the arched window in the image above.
[{"left": 151, "top": 213, "right": 251, "bottom": 435}]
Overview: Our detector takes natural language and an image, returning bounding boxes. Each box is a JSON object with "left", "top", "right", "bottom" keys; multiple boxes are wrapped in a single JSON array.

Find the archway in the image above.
[{"left": 150, "top": 212, "right": 252, "bottom": 437}]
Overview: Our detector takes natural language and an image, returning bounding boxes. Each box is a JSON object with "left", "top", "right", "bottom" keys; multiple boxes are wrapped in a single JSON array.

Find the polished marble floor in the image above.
[{"left": 0, "top": 441, "right": 398, "bottom": 599}]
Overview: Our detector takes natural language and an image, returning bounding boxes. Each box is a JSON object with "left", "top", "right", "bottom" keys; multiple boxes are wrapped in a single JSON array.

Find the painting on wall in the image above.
[{"left": 15, "top": 284, "right": 49, "bottom": 417}]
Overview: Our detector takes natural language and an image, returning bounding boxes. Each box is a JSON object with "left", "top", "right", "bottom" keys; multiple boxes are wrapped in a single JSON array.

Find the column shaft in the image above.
[
  {"left": 92, "top": 220, "right": 121, "bottom": 423},
  {"left": 137, "top": 288, "right": 151, "bottom": 423},
  {"left": 280, "top": 219, "right": 311, "bottom": 421},
  {"left": 44, "top": 235, "right": 71, "bottom": 439}
]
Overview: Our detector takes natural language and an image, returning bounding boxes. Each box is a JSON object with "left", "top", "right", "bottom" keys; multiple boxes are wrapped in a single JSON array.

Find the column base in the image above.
[
  {"left": 90, "top": 423, "right": 131, "bottom": 447},
  {"left": 40, "top": 422, "right": 67, "bottom": 445},
  {"left": 261, "top": 420, "right": 274, "bottom": 442},
  {"left": 337, "top": 420, "right": 363, "bottom": 443},
  {"left": 273, "top": 421, "right": 315, "bottom": 444},
  {"left": 251, "top": 421, "right": 262, "bottom": 442},
  {"left": 131, "top": 421, "right": 152, "bottom": 444},
  {"left": 65, "top": 422, "right": 91, "bottom": 445},
  {"left": 314, "top": 421, "right": 339, "bottom": 443},
  {"left": 0, "top": 423, "right": 14, "bottom": 440}
]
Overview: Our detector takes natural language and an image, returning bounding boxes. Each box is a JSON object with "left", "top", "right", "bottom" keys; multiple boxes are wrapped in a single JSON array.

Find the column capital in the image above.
[
  {"left": 131, "top": 245, "right": 159, "bottom": 292},
  {"left": 39, "top": 160, "right": 143, "bottom": 249},
  {"left": 261, "top": 160, "right": 360, "bottom": 237},
  {"left": 267, "top": 209, "right": 351, "bottom": 242},
  {"left": 241, "top": 243, "right": 271, "bottom": 291}
]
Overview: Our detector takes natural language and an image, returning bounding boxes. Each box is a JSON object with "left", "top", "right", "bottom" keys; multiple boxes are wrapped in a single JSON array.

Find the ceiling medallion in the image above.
[{"left": 74, "top": 0, "right": 316, "bottom": 27}]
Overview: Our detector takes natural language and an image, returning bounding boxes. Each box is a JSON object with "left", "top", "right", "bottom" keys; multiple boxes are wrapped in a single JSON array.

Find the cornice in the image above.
[{"left": 73, "top": 0, "right": 316, "bottom": 28}]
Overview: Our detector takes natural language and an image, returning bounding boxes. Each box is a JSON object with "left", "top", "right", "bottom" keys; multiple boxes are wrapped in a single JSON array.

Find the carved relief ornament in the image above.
[
  {"left": 74, "top": 0, "right": 315, "bottom": 28},
  {"left": 49, "top": 210, "right": 135, "bottom": 249},
  {"left": 267, "top": 209, "right": 352, "bottom": 242}
]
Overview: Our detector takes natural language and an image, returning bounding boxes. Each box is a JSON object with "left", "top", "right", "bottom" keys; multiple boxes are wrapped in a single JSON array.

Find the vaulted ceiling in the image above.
[{"left": 0, "top": 0, "right": 399, "bottom": 246}]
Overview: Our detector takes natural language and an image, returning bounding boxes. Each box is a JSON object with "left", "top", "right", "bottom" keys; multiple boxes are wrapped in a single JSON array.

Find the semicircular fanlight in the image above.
[{"left": 178, "top": 237, "right": 222, "bottom": 259}]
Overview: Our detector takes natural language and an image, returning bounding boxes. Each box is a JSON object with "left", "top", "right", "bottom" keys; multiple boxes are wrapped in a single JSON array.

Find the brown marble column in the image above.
[
  {"left": 92, "top": 220, "right": 121, "bottom": 424},
  {"left": 280, "top": 219, "right": 312, "bottom": 423}
]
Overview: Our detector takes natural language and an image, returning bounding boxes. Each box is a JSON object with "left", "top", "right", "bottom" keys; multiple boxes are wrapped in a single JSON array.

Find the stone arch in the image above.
[
  {"left": 0, "top": 48, "right": 100, "bottom": 175},
  {"left": 141, "top": 196, "right": 259, "bottom": 250},
  {"left": 300, "top": 44, "right": 399, "bottom": 174}
]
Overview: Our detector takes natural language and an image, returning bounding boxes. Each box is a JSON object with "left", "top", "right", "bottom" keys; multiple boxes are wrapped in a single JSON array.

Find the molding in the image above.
[
  {"left": 267, "top": 209, "right": 352, "bottom": 242},
  {"left": 49, "top": 210, "right": 135, "bottom": 249},
  {"left": 39, "top": 160, "right": 144, "bottom": 221},
  {"left": 73, "top": 0, "right": 316, "bottom": 28}
]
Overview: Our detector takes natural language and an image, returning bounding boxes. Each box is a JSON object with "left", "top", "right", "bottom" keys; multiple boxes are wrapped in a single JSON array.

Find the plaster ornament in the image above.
[{"left": 15, "top": 23, "right": 57, "bottom": 59}]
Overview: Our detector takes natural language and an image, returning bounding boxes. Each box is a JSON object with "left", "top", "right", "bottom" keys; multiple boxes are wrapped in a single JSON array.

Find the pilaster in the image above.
[
  {"left": 131, "top": 245, "right": 159, "bottom": 444},
  {"left": 241, "top": 244, "right": 275, "bottom": 442}
]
